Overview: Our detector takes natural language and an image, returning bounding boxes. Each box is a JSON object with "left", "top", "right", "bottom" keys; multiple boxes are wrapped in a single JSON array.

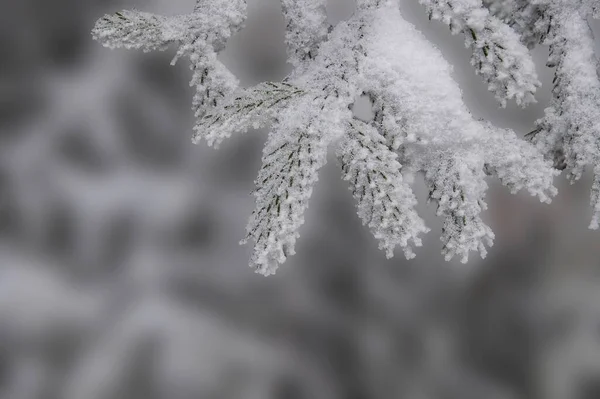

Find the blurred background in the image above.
[{"left": 0, "top": 0, "right": 599, "bottom": 398}]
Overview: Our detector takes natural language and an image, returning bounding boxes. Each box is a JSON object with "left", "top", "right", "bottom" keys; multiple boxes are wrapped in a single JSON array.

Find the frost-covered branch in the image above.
[
  {"left": 361, "top": 2, "right": 555, "bottom": 263},
  {"left": 280, "top": 0, "right": 329, "bottom": 67},
  {"left": 240, "top": 102, "right": 332, "bottom": 276},
  {"left": 338, "top": 120, "right": 429, "bottom": 259},
  {"left": 496, "top": 0, "right": 600, "bottom": 229},
  {"left": 194, "top": 81, "right": 306, "bottom": 147},
  {"left": 93, "top": 10, "right": 180, "bottom": 51},
  {"left": 482, "top": 0, "right": 549, "bottom": 48},
  {"left": 482, "top": 126, "right": 558, "bottom": 202},
  {"left": 423, "top": 149, "right": 494, "bottom": 262},
  {"left": 419, "top": 0, "right": 540, "bottom": 106},
  {"left": 93, "top": 0, "right": 247, "bottom": 135},
  {"left": 92, "top": 0, "right": 564, "bottom": 273}
]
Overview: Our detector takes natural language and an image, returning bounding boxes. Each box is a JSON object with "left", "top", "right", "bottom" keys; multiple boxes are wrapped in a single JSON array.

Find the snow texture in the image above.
[{"left": 93, "top": 0, "right": 563, "bottom": 274}]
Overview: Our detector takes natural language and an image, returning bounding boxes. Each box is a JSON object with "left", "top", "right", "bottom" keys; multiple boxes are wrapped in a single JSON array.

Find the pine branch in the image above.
[{"left": 90, "top": 0, "right": 571, "bottom": 273}]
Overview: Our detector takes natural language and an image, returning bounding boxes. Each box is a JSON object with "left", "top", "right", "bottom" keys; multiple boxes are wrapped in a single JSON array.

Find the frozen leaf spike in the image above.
[
  {"left": 241, "top": 116, "right": 330, "bottom": 276},
  {"left": 338, "top": 120, "right": 429, "bottom": 260}
]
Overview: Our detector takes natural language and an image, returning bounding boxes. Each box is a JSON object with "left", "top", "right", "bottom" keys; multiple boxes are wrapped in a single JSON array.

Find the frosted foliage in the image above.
[
  {"left": 280, "top": 0, "right": 329, "bottom": 68},
  {"left": 486, "top": 0, "right": 600, "bottom": 228},
  {"left": 414, "top": 126, "right": 558, "bottom": 263},
  {"left": 482, "top": 0, "right": 548, "bottom": 48},
  {"left": 482, "top": 127, "right": 558, "bottom": 202},
  {"left": 93, "top": 0, "right": 247, "bottom": 134},
  {"left": 94, "top": 0, "right": 563, "bottom": 274},
  {"left": 423, "top": 151, "right": 494, "bottom": 263},
  {"left": 418, "top": 0, "right": 540, "bottom": 106},
  {"left": 194, "top": 82, "right": 306, "bottom": 147},
  {"left": 240, "top": 100, "right": 334, "bottom": 276},
  {"left": 338, "top": 120, "right": 429, "bottom": 260}
]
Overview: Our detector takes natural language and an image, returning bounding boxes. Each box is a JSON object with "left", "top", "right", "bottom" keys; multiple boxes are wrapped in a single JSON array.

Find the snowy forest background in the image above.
[{"left": 1, "top": 0, "right": 600, "bottom": 398}]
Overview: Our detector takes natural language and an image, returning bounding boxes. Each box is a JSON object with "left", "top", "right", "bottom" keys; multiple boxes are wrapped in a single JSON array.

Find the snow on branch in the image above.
[
  {"left": 362, "top": 3, "right": 555, "bottom": 263},
  {"left": 92, "top": 0, "right": 564, "bottom": 273},
  {"left": 419, "top": 0, "right": 540, "bottom": 106}
]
